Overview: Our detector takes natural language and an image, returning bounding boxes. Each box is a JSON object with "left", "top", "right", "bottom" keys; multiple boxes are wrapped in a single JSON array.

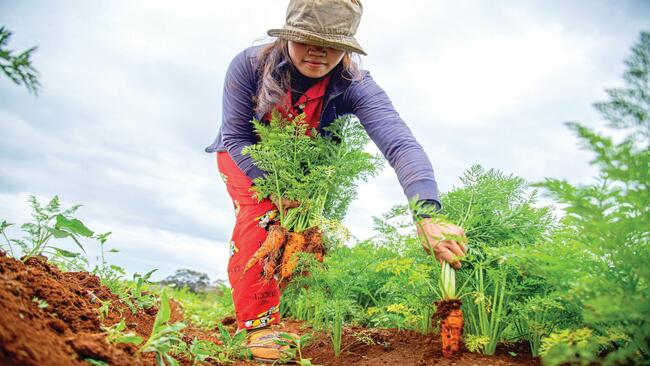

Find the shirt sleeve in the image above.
[
  {"left": 220, "top": 49, "right": 266, "bottom": 180},
  {"left": 347, "top": 71, "right": 442, "bottom": 205}
]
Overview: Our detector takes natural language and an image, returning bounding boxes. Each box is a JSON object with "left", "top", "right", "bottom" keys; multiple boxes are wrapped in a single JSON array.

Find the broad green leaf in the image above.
[
  {"left": 47, "top": 227, "right": 69, "bottom": 239},
  {"left": 116, "top": 334, "right": 144, "bottom": 345},
  {"left": 153, "top": 289, "right": 171, "bottom": 331},
  {"left": 53, "top": 248, "right": 79, "bottom": 258},
  {"left": 55, "top": 214, "right": 94, "bottom": 237},
  {"left": 115, "top": 320, "right": 126, "bottom": 331}
]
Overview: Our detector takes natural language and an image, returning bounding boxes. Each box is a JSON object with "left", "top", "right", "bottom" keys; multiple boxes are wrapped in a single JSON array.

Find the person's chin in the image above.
[{"left": 302, "top": 70, "right": 324, "bottom": 78}]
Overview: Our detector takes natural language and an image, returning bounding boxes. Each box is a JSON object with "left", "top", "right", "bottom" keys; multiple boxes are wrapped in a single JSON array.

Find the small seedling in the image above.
[
  {"left": 32, "top": 296, "right": 49, "bottom": 309},
  {"left": 102, "top": 319, "right": 144, "bottom": 345},
  {"left": 277, "top": 332, "right": 320, "bottom": 366},
  {"left": 137, "top": 289, "right": 186, "bottom": 366}
]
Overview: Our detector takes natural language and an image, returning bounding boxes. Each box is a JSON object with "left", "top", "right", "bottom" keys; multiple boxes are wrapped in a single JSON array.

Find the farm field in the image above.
[
  {"left": 0, "top": 246, "right": 540, "bottom": 366},
  {"left": 1, "top": 15, "right": 648, "bottom": 366}
]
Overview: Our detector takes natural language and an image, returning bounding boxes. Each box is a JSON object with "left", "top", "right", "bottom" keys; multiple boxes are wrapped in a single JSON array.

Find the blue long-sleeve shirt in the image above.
[{"left": 205, "top": 44, "right": 441, "bottom": 208}]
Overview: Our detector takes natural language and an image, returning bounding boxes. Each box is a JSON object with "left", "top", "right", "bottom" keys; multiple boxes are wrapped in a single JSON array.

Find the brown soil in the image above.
[
  {"left": 434, "top": 298, "right": 462, "bottom": 320},
  {"left": 0, "top": 252, "right": 540, "bottom": 366},
  {"left": 0, "top": 253, "right": 200, "bottom": 366},
  {"left": 231, "top": 320, "right": 540, "bottom": 366}
]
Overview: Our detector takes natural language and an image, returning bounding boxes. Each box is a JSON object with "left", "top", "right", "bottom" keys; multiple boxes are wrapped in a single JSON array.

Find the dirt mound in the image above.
[{"left": 0, "top": 253, "right": 151, "bottom": 365}]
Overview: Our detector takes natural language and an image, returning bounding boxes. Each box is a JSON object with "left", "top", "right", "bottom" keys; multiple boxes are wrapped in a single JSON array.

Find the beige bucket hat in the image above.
[{"left": 267, "top": 0, "right": 367, "bottom": 55}]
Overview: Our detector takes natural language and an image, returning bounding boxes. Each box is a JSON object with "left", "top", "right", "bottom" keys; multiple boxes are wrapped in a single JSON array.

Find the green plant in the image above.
[
  {"left": 136, "top": 289, "right": 186, "bottom": 366},
  {"left": 212, "top": 324, "right": 251, "bottom": 363},
  {"left": 511, "top": 296, "right": 567, "bottom": 357},
  {"left": 102, "top": 319, "right": 145, "bottom": 346},
  {"left": 0, "top": 196, "right": 108, "bottom": 269},
  {"left": 91, "top": 231, "right": 123, "bottom": 286},
  {"left": 170, "top": 285, "right": 234, "bottom": 330},
  {"left": 324, "top": 298, "right": 358, "bottom": 357},
  {"left": 243, "top": 111, "right": 383, "bottom": 232},
  {"left": 97, "top": 298, "right": 112, "bottom": 322},
  {"left": 0, "top": 26, "right": 40, "bottom": 95},
  {"left": 110, "top": 269, "right": 158, "bottom": 314},
  {"left": 277, "top": 332, "right": 321, "bottom": 365},
  {"left": 523, "top": 30, "right": 650, "bottom": 365},
  {"left": 463, "top": 262, "right": 507, "bottom": 355},
  {"left": 187, "top": 338, "right": 223, "bottom": 364},
  {"left": 540, "top": 327, "right": 628, "bottom": 366},
  {"left": 31, "top": 296, "right": 49, "bottom": 309}
]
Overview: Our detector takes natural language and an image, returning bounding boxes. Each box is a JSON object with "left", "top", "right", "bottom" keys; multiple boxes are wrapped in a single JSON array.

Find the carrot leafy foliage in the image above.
[{"left": 242, "top": 110, "right": 383, "bottom": 232}]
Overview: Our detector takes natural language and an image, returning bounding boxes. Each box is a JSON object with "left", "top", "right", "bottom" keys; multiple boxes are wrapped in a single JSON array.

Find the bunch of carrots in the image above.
[
  {"left": 240, "top": 110, "right": 382, "bottom": 285},
  {"left": 243, "top": 224, "right": 325, "bottom": 285}
]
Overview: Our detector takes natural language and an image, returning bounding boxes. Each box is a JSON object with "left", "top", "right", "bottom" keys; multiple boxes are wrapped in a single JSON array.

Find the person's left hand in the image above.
[
  {"left": 416, "top": 218, "right": 468, "bottom": 269},
  {"left": 270, "top": 194, "right": 300, "bottom": 216}
]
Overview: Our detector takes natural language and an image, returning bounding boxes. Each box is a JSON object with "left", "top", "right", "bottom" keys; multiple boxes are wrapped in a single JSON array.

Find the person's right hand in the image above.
[{"left": 416, "top": 218, "right": 468, "bottom": 269}]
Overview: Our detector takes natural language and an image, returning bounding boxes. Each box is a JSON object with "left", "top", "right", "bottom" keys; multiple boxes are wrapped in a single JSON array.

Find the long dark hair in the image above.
[{"left": 254, "top": 38, "right": 362, "bottom": 118}]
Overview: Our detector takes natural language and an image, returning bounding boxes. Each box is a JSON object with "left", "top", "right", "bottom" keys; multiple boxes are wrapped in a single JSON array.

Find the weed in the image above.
[
  {"left": 211, "top": 324, "right": 251, "bottom": 363},
  {"left": 277, "top": 332, "right": 320, "bottom": 366},
  {"left": 84, "top": 359, "right": 109, "bottom": 366},
  {"left": 102, "top": 319, "right": 144, "bottom": 346},
  {"left": 31, "top": 296, "right": 49, "bottom": 309},
  {"left": 136, "top": 289, "right": 186, "bottom": 366}
]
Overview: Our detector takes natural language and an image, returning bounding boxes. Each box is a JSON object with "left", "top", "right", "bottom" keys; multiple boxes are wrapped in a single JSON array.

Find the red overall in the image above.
[{"left": 217, "top": 76, "right": 330, "bottom": 331}]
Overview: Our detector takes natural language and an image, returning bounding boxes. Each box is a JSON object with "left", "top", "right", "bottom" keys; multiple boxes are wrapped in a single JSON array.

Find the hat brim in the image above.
[{"left": 267, "top": 26, "right": 367, "bottom": 56}]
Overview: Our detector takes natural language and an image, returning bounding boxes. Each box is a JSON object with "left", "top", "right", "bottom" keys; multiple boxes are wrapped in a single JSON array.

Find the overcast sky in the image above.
[{"left": 1, "top": 1, "right": 648, "bottom": 281}]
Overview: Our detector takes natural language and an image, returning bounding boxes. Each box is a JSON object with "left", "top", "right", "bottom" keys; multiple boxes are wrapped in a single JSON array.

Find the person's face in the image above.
[{"left": 288, "top": 41, "right": 346, "bottom": 78}]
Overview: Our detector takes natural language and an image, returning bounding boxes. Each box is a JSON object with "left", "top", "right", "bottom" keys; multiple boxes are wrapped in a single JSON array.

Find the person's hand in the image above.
[
  {"left": 270, "top": 194, "right": 300, "bottom": 215},
  {"left": 416, "top": 218, "right": 468, "bottom": 269}
]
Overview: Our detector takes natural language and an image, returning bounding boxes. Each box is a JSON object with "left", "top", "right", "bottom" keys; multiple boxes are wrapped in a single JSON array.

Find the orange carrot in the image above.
[
  {"left": 279, "top": 231, "right": 306, "bottom": 281},
  {"left": 441, "top": 308, "right": 464, "bottom": 357},
  {"left": 243, "top": 225, "right": 287, "bottom": 275},
  {"left": 263, "top": 247, "right": 284, "bottom": 281},
  {"left": 434, "top": 299, "right": 464, "bottom": 358}
]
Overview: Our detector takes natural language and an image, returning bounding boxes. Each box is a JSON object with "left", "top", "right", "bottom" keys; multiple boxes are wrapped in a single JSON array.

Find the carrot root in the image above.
[
  {"left": 441, "top": 308, "right": 464, "bottom": 357},
  {"left": 434, "top": 299, "right": 463, "bottom": 358},
  {"left": 279, "top": 231, "right": 306, "bottom": 282},
  {"left": 242, "top": 225, "right": 287, "bottom": 277}
]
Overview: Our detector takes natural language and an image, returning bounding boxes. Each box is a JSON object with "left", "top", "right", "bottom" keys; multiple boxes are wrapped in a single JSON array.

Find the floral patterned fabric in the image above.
[{"left": 216, "top": 75, "right": 330, "bottom": 330}]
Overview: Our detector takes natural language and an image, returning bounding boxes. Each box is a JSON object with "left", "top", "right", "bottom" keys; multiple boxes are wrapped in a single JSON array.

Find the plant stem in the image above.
[
  {"left": 1, "top": 230, "right": 15, "bottom": 258},
  {"left": 440, "top": 261, "right": 456, "bottom": 299}
]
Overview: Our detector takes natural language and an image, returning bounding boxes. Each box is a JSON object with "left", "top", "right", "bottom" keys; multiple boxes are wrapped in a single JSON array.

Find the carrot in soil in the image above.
[
  {"left": 279, "top": 231, "right": 306, "bottom": 282},
  {"left": 434, "top": 299, "right": 464, "bottom": 358},
  {"left": 242, "top": 224, "right": 287, "bottom": 276}
]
